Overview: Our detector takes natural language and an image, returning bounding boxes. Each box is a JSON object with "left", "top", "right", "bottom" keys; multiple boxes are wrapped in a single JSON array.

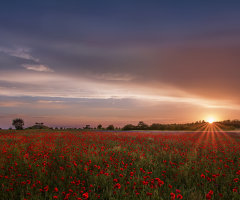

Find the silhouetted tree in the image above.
[
  {"left": 122, "top": 124, "right": 136, "bottom": 130},
  {"left": 149, "top": 123, "right": 164, "bottom": 130},
  {"left": 106, "top": 125, "right": 114, "bottom": 130},
  {"left": 137, "top": 121, "right": 149, "bottom": 130},
  {"left": 12, "top": 118, "right": 24, "bottom": 130},
  {"left": 97, "top": 124, "right": 102, "bottom": 129}
]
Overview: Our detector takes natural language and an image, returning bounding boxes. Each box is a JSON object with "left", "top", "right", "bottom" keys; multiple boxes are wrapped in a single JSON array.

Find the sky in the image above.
[{"left": 1, "top": 1, "right": 240, "bottom": 129}]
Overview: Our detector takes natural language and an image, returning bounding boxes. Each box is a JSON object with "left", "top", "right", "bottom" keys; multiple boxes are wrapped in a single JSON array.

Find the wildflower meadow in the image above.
[{"left": 0, "top": 130, "right": 240, "bottom": 200}]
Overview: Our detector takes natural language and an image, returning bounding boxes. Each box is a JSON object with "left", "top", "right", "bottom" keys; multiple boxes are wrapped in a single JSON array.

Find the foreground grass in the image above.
[{"left": 0, "top": 130, "right": 240, "bottom": 200}]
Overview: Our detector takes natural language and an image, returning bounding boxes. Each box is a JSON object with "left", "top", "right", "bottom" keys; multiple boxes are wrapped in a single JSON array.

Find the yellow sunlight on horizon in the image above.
[{"left": 207, "top": 118, "right": 215, "bottom": 124}]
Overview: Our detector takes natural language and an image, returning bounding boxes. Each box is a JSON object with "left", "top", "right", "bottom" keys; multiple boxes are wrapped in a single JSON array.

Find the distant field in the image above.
[{"left": 0, "top": 130, "right": 240, "bottom": 200}]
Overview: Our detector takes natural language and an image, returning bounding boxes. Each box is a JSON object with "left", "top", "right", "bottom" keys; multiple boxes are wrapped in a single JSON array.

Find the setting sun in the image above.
[{"left": 207, "top": 118, "right": 214, "bottom": 123}]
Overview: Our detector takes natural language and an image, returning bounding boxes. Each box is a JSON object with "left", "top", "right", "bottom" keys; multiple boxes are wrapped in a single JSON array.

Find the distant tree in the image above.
[
  {"left": 41, "top": 123, "right": 43, "bottom": 125},
  {"left": 55, "top": 127, "right": 58, "bottom": 129},
  {"left": 176, "top": 125, "right": 182, "bottom": 130},
  {"left": 35, "top": 122, "right": 38, "bottom": 125},
  {"left": 149, "top": 123, "right": 164, "bottom": 130},
  {"left": 0, "top": 128, "right": 1, "bottom": 130},
  {"left": 60, "top": 127, "right": 63, "bottom": 129},
  {"left": 106, "top": 125, "right": 114, "bottom": 130},
  {"left": 97, "top": 124, "right": 102, "bottom": 129},
  {"left": 122, "top": 124, "right": 136, "bottom": 130},
  {"left": 12, "top": 118, "right": 24, "bottom": 130},
  {"left": 9, "top": 127, "right": 12, "bottom": 130},
  {"left": 137, "top": 121, "right": 149, "bottom": 130},
  {"left": 202, "top": 120, "right": 205, "bottom": 123},
  {"left": 170, "top": 125, "right": 176, "bottom": 130},
  {"left": 50, "top": 127, "right": 53, "bottom": 129},
  {"left": 94, "top": 127, "right": 96, "bottom": 129}
]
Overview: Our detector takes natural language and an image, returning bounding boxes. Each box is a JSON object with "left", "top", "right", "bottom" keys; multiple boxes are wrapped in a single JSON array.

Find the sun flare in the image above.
[{"left": 207, "top": 118, "right": 214, "bottom": 124}]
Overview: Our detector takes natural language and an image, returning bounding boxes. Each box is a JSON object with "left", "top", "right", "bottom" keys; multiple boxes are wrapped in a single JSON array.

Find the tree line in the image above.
[{"left": 3, "top": 118, "right": 240, "bottom": 131}]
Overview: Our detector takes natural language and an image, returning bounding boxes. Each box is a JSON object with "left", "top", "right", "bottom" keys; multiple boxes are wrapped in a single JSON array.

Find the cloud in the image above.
[
  {"left": 0, "top": 46, "right": 53, "bottom": 72},
  {"left": 0, "top": 101, "right": 29, "bottom": 107},
  {"left": 22, "top": 64, "right": 54, "bottom": 72},
  {"left": 37, "top": 100, "right": 64, "bottom": 103},
  {"left": 86, "top": 72, "right": 138, "bottom": 81},
  {"left": 0, "top": 47, "right": 39, "bottom": 62},
  {"left": 0, "top": 114, "right": 27, "bottom": 119}
]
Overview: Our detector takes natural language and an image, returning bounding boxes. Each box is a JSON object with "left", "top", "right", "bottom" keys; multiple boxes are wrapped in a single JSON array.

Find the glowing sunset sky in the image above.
[{"left": 1, "top": 1, "right": 240, "bottom": 129}]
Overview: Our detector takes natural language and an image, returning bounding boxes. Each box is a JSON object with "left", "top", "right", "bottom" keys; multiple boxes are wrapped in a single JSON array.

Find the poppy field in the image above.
[{"left": 0, "top": 130, "right": 240, "bottom": 200}]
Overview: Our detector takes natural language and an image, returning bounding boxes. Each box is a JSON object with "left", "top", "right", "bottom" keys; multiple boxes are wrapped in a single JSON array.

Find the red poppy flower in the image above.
[
  {"left": 177, "top": 194, "right": 183, "bottom": 199},
  {"left": 201, "top": 174, "right": 205, "bottom": 178},
  {"left": 170, "top": 193, "right": 175, "bottom": 198},
  {"left": 114, "top": 183, "right": 121, "bottom": 189},
  {"left": 206, "top": 194, "right": 211, "bottom": 199},
  {"left": 82, "top": 192, "right": 88, "bottom": 199},
  {"left": 209, "top": 190, "right": 213, "bottom": 195},
  {"left": 233, "top": 178, "right": 239, "bottom": 182},
  {"left": 146, "top": 192, "right": 153, "bottom": 196}
]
